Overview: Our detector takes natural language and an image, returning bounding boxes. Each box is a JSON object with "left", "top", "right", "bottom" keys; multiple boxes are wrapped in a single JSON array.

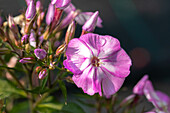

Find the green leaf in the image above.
[
  {"left": 0, "top": 78, "right": 27, "bottom": 99},
  {"left": 61, "top": 102, "right": 85, "bottom": 113},
  {"left": 58, "top": 80, "right": 67, "bottom": 104},
  {"left": 9, "top": 101, "right": 29, "bottom": 113}
]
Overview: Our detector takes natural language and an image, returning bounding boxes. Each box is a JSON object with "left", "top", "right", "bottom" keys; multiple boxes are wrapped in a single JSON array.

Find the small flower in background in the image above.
[
  {"left": 82, "top": 11, "right": 99, "bottom": 33},
  {"left": 19, "top": 57, "right": 35, "bottom": 63},
  {"left": 34, "top": 48, "right": 47, "bottom": 60},
  {"left": 144, "top": 80, "right": 170, "bottom": 113},
  {"left": 133, "top": 75, "right": 149, "bottom": 95},
  {"left": 38, "top": 68, "right": 48, "bottom": 79},
  {"left": 64, "top": 33, "right": 132, "bottom": 97},
  {"left": 25, "top": 0, "right": 36, "bottom": 21}
]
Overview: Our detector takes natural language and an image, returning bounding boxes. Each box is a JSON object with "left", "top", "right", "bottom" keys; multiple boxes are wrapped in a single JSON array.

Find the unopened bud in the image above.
[
  {"left": 38, "top": 69, "right": 48, "bottom": 79},
  {"left": 25, "top": 0, "right": 36, "bottom": 21},
  {"left": 46, "top": 3, "right": 55, "bottom": 25},
  {"left": 0, "top": 48, "right": 11, "bottom": 55},
  {"left": 49, "top": 62, "right": 55, "bottom": 70},
  {"left": 56, "top": 43, "right": 66, "bottom": 56},
  {"left": 21, "top": 34, "right": 29, "bottom": 44},
  {"left": 36, "top": 0, "right": 42, "bottom": 12},
  {"left": 37, "top": 12, "right": 44, "bottom": 27},
  {"left": 29, "top": 30, "right": 36, "bottom": 47},
  {"left": 82, "top": 11, "right": 99, "bottom": 33},
  {"left": 35, "top": 66, "right": 42, "bottom": 73},
  {"left": 65, "top": 21, "right": 76, "bottom": 45},
  {"left": 8, "top": 15, "right": 18, "bottom": 33},
  {"left": 19, "top": 57, "right": 35, "bottom": 63},
  {"left": 34, "top": 48, "right": 47, "bottom": 59}
]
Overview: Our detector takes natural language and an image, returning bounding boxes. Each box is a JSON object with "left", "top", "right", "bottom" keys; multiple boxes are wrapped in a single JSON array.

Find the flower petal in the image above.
[
  {"left": 64, "top": 38, "right": 92, "bottom": 74},
  {"left": 101, "top": 48, "right": 132, "bottom": 78},
  {"left": 72, "top": 65, "right": 97, "bottom": 95},
  {"left": 102, "top": 68, "right": 125, "bottom": 97}
]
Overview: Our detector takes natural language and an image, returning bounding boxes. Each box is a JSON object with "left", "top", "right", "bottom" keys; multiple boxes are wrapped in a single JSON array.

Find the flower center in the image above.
[{"left": 91, "top": 56, "right": 100, "bottom": 67}]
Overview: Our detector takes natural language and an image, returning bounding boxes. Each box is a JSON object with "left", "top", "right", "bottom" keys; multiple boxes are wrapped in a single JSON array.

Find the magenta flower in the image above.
[
  {"left": 82, "top": 11, "right": 99, "bottom": 32},
  {"left": 34, "top": 49, "right": 47, "bottom": 59},
  {"left": 46, "top": 3, "right": 55, "bottom": 25},
  {"left": 63, "top": 33, "right": 132, "bottom": 97},
  {"left": 51, "top": 0, "right": 71, "bottom": 9},
  {"left": 25, "top": 0, "right": 36, "bottom": 20},
  {"left": 133, "top": 75, "right": 149, "bottom": 95},
  {"left": 144, "top": 81, "right": 170, "bottom": 113},
  {"left": 21, "top": 34, "right": 29, "bottom": 44}
]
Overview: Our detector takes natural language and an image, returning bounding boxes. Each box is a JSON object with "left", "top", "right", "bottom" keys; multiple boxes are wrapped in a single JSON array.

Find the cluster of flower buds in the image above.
[{"left": 0, "top": 0, "right": 102, "bottom": 80}]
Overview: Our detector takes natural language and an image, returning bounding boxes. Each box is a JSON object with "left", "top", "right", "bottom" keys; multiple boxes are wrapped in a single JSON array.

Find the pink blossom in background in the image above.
[
  {"left": 133, "top": 75, "right": 149, "bottom": 95},
  {"left": 144, "top": 81, "right": 170, "bottom": 113},
  {"left": 63, "top": 33, "right": 132, "bottom": 97},
  {"left": 34, "top": 49, "right": 47, "bottom": 59}
]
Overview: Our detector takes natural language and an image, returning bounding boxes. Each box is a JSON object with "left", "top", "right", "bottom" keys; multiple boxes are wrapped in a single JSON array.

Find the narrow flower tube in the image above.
[
  {"left": 82, "top": 11, "right": 99, "bottom": 33},
  {"left": 34, "top": 49, "right": 47, "bottom": 59},
  {"left": 25, "top": 0, "right": 36, "bottom": 21},
  {"left": 38, "top": 69, "right": 48, "bottom": 79},
  {"left": 46, "top": 3, "right": 55, "bottom": 25},
  {"left": 19, "top": 57, "right": 35, "bottom": 63}
]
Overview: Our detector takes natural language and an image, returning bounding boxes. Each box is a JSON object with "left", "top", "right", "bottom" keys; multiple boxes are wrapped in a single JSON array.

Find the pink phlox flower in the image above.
[
  {"left": 63, "top": 33, "right": 132, "bottom": 97},
  {"left": 144, "top": 81, "right": 170, "bottom": 113},
  {"left": 133, "top": 75, "right": 149, "bottom": 95}
]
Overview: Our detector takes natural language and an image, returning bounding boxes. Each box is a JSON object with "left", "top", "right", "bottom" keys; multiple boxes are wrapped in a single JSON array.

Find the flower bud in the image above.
[
  {"left": 38, "top": 69, "right": 48, "bottom": 79},
  {"left": 65, "top": 21, "right": 75, "bottom": 45},
  {"left": 35, "top": 66, "right": 42, "bottom": 73},
  {"left": 120, "top": 94, "right": 136, "bottom": 107},
  {"left": 37, "top": 12, "right": 44, "bottom": 27},
  {"left": 49, "top": 62, "right": 55, "bottom": 70},
  {"left": 34, "top": 48, "right": 47, "bottom": 59},
  {"left": 0, "top": 48, "right": 11, "bottom": 55},
  {"left": 82, "top": 11, "right": 99, "bottom": 33},
  {"left": 25, "top": 0, "right": 31, "bottom": 6},
  {"left": 51, "top": 0, "right": 71, "bottom": 9},
  {"left": 36, "top": 0, "right": 42, "bottom": 12},
  {"left": 8, "top": 15, "right": 18, "bottom": 33},
  {"left": 19, "top": 57, "right": 35, "bottom": 63},
  {"left": 29, "top": 30, "right": 36, "bottom": 47},
  {"left": 21, "top": 34, "right": 29, "bottom": 44},
  {"left": 46, "top": 3, "right": 55, "bottom": 25},
  {"left": 25, "top": 0, "right": 36, "bottom": 21},
  {"left": 57, "top": 10, "right": 79, "bottom": 31},
  {"left": 56, "top": 43, "right": 66, "bottom": 56}
]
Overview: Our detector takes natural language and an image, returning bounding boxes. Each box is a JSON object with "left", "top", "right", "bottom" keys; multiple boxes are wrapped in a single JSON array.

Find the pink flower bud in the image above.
[
  {"left": 38, "top": 69, "right": 48, "bottom": 79},
  {"left": 21, "top": 34, "right": 29, "bottom": 44},
  {"left": 25, "top": 0, "right": 36, "bottom": 20},
  {"left": 29, "top": 30, "right": 36, "bottom": 47},
  {"left": 82, "top": 11, "right": 99, "bottom": 32},
  {"left": 51, "top": 0, "right": 71, "bottom": 9},
  {"left": 19, "top": 57, "right": 35, "bottom": 63},
  {"left": 8, "top": 16, "right": 18, "bottom": 33},
  {"left": 46, "top": 3, "right": 55, "bottom": 25},
  {"left": 34, "top": 49, "right": 47, "bottom": 59},
  {"left": 25, "top": 0, "right": 31, "bottom": 6},
  {"left": 36, "top": 0, "right": 42, "bottom": 11}
]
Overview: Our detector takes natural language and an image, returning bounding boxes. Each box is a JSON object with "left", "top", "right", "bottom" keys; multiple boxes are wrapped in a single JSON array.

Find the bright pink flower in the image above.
[
  {"left": 144, "top": 81, "right": 170, "bottom": 113},
  {"left": 133, "top": 75, "right": 149, "bottom": 95},
  {"left": 51, "top": 0, "right": 71, "bottom": 9},
  {"left": 63, "top": 33, "right": 132, "bottom": 97}
]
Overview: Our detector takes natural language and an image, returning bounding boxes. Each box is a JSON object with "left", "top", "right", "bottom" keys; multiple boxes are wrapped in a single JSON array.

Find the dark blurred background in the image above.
[{"left": 0, "top": 0, "right": 169, "bottom": 94}]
